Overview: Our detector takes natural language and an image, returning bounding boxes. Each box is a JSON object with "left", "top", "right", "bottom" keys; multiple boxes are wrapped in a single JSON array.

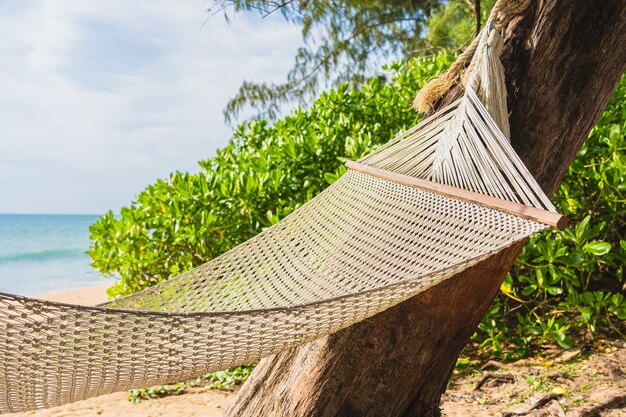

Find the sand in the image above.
[
  {"left": 11, "top": 390, "right": 234, "bottom": 417},
  {"left": 36, "top": 284, "right": 111, "bottom": 306}
]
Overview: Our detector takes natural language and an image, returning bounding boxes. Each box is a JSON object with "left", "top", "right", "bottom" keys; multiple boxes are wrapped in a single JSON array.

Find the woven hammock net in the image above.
[{"left": 0, "top": 24, "right": 560, "bottom": 413}]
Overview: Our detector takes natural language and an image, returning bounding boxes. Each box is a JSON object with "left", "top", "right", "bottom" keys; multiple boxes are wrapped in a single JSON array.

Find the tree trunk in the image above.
[
  {"left": 464, "top": 0, "right": 481, "bottom": 37},
  {"left": 225, "top": 2, "right": 626, "bottom": 416}
]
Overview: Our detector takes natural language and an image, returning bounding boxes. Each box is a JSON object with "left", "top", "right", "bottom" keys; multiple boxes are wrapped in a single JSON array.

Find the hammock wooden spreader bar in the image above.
[
  {"left": 0, "top": 0, "right": 564, "bottom": 412},
  {"left": 345, "top": 161, "right": 567, "bottom": 230}
]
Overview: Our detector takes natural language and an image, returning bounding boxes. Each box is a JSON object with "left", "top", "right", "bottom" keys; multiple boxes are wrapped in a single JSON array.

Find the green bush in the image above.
[
  {"left": 128, "top": 383, "right": 186, "bottom": 403},
  {"left": 89, "top": 53, "right": 625, "bottom": 356},
  {"left": 127, "top": 365, "right": 252, "bottom": 403},
  {"left": 476, "top": 78, "right": 626, "bottom": 359},
  {"left": 204, "top": 365, "right": 252, "bottom": 390}
]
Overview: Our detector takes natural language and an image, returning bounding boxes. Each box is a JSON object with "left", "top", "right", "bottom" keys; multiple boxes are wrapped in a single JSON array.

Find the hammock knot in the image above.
[{"left": 487, "top": 29, "right": 505, "bottom": 55}]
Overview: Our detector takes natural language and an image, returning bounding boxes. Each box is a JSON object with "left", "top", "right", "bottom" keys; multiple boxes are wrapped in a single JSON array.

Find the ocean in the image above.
[{"left": 0, "top": 214, "right": 110, "bottom": 296}]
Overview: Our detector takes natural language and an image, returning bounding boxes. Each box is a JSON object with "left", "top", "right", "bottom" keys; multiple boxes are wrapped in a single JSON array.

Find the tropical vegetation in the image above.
[
  {"left": 89, "top": 0, "right": 624, "bottom": 361},
  {"left": 89, "top": 51, "right": 625, "bottom": 358}
]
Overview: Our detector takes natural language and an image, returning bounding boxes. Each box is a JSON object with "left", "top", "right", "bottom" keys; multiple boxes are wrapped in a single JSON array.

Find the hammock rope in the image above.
[
  {"left": 0, "top": 1, "right": 564, "bottom": 412},
  {"left": 413, "top": 0, "right": 530, "bottom": 113}
]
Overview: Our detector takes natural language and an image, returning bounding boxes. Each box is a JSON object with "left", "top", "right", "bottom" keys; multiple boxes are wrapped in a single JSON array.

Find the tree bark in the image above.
[
  {"left": 464, "top": 0, "right": 481, "bottom": 37},
  {"left": 225, "top": 2, "right": 626, "bottom": 416}
]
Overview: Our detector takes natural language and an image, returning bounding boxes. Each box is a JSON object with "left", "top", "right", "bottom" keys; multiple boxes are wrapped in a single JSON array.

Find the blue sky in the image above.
[{"left": 0, "top": 1, "right": 301, "bottom": 214}]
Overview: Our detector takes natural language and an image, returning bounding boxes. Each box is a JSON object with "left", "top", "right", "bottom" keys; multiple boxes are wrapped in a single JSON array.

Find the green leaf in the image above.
[
  {"left": 455, "top": 358, "right": 470, "bottom": 369},
  {"left": 556, "top": 336, "right": 574, "bottom": 350},
  {"left": 547, "top": 286, "right": 563, "bottom": 296},
  {"left": 574, "top": 215, "right": 591, "bottom": 243},
  {"left": 323, "top": 172, "right": 338, "bottom": 184},
  {"left": 583, "top": 241, "right": 612, "bottom": 256},
  {"left": 560, "top": 251, "right": 584, "bottom": 266},
  {"left": 580, "top": 307, "right": 592, "bottom": 323}
]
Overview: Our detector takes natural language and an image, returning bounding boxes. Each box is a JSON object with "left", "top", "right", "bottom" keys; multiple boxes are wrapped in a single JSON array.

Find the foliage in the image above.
[
  {"left": 88, "top": 51, "right": 455, "bottom": 299},
  {"left": 90, "top": 53, "right": 625, "bottom": 357},
  {"left": 127, "top": 365, "right": 253, "bottom": 402},
  {"left": 210, "top": 0, "right": 487, "bottom": 123},
  {"left": 215, "top": 0, "right": 436, "bottom": 122},
  {"left": 204, "top": 365, "right": 253, "bottom": 389},
  {"left": 128, "top": 383, "right": 186, "bottom": 403},
  {"left": 476, "top": 77, "right": 626, "bottom": 359},
  {"left": 427, "top": 0, "right": 496, "bottom": 48}
]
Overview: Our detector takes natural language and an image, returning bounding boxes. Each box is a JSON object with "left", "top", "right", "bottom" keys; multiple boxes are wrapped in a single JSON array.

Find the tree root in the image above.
[
  {"left": 580, "top": 395, "right": 626, "bottom": 417},
  {"left": 474, "top": 373, "right": 516, "bottom": 391},
  {"left": 481, "top": 360, "right": 513, "bottom": 371},
  {"left": 546, "top": 372, "right": 575, "bottom": 382},
  {"left": 501, "top": 394, "right": 562, "bottom": 417}
]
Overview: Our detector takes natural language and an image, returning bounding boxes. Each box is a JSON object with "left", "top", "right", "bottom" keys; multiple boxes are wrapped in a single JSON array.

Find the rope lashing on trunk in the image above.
[
  {"left": 413, "top": 0, "right": 531, "bottom": 113},
  {"left": 0, "top": 0, "right": 565, "bottom": 413}
]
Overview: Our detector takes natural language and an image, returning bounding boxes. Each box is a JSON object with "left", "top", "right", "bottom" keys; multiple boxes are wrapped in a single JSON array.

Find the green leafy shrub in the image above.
[
  {"left": 427, "top": 0, "right": 496, "bottom": 48},
  {"left": 475, "top": 78, "right": 626, "bottom": 358},
  {"left": 89, "top": 53, "right": 624, "bottom": 357},
  {"left": 127, "top": 365, "right": 252, "bottom": 402},
  {"left": 204, "top": 365, "right": 253, "bottom": 390}
]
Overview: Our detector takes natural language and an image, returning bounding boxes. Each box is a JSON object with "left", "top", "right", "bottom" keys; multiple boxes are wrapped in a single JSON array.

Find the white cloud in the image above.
[{"left": 0, "top": 0, "right": 302, "bottom": 214}]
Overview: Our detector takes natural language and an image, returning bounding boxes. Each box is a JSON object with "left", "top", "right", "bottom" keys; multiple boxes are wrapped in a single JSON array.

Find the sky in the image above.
[{"left": 0, "top": 1, "right": 302, "bottom": 214}]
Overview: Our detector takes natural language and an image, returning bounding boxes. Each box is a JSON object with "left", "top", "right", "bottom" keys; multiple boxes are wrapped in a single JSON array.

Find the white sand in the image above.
[{"left": 36, "top": 284, "right": 110, "bottom": 305}]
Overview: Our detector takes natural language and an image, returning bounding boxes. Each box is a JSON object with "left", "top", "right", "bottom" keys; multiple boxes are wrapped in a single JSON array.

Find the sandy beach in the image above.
[{"left": 36, "top": 284, "right": 111, "bottom": 306}]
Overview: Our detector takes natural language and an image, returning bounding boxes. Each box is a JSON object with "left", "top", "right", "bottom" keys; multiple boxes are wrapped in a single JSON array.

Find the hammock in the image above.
[{"left": 0, "top": 9, "right": 565, "bottom": 414}]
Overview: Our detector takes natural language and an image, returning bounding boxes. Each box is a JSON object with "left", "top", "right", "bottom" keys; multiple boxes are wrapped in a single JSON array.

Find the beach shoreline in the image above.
[{"left": 35, "top": 283, "right": 111, "bottom": 305}]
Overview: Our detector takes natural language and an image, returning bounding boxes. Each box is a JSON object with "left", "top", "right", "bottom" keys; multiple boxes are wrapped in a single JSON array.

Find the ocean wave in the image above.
[{"left": 0, "top": 249, "right": 85, "bottom": 263}]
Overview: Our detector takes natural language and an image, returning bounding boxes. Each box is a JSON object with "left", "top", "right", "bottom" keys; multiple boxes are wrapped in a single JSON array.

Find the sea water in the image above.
[{"left": 0, "top": 214, "right": 109, "bottom": 296}]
